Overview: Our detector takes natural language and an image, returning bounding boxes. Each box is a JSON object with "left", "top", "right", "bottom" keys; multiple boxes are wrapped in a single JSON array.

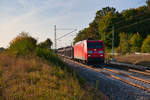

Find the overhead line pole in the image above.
[
  {"left": 54, "top": 25, "right": 57, "bottom": 52},
  {"left": 112, "top": 24, "right": 115, "bottom": 61},
  {"left": 53, "top": 25, "right": 77, "bottom": 52}
]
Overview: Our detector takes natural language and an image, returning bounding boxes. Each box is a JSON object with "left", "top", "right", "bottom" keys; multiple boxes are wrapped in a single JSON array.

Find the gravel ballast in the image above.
[{"left": 64, "top": 59, "right": 150, "bottom": 100}]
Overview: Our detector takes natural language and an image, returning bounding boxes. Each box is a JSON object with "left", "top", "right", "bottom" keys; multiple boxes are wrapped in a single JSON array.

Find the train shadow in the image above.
[{"left": 90, "top": 64, "right": 105, "bottom": 68}]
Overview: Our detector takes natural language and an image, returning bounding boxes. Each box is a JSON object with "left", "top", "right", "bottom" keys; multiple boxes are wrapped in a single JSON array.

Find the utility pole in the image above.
[
  {"left": 112, "top": 25, "right": 115, "bottom": 61},
  {"left": 54, "top": 25, "right": 57, "bottom": 52}
]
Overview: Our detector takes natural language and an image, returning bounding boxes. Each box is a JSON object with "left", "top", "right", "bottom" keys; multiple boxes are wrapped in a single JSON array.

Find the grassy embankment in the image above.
[
  {"left": 105, "top": 53, "right": 150, "bottom": 67},
  {"left": 0, "top": 33, "right": 106, "bottom": 100},
  {"left": 114, "top": 54, "right": 150, "bottom": 67}
]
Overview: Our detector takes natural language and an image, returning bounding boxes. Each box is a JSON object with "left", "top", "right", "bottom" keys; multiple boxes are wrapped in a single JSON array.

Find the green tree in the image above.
[
  {"left": 94, "top": 7, "right": 117, "bottom": 23},
  {"left": 141, "top": 35, "right": 150, "bottom": 52},
  {"left": 147, "top": 0, "right": 150, "bottom": 9},
  {"left": 120, "top": 8, "right": 150, "bottom": 38},
  {"left": 74, "top": 28, "right": 89, "bottom": 43},
  {"left": 73, "top": 5, "right": 150, "bottom": 51},
  {"left": 38, "top": 38, "right": 53, "bottom": 49},
  {"left": 98, "top": 12, "right": 120, "bottom": 49},
  {"left": 98, "top": 12, "right": 113, "bottom": 40},
  {"left": 129, "top": 32, "right": 143, "bottom": 52},
  {"left": 118, "top": 33, "right": 131, "bottom": 54},
  {"left": 87, "top": 22, "right": 100, "bottom": 39},
  {"left": 136, "top": 6, "right": 147, "bottom": 12},
  {"left": 74, "top": 7, "right": 117, "bottom": 44}
]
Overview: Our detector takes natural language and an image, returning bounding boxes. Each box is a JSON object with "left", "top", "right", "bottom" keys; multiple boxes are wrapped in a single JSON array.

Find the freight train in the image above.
[{"left": 57, "top": 40, "right": 105, "bottom": 64}]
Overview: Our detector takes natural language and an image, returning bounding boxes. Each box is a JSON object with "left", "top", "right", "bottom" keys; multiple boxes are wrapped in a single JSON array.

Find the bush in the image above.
[
  {"left": 141, "top": 35, "right": 150, "bottom": 52},
  {"left": 37, "top": 38, "right": 53, "bottom": 49},
  {"left": 35, "top": 48, "right": 61, "bottom": 65},
  {"left": 8, "top": 32, "right": 37, "bottom": 55},
  {"left": 35, "top": 48, "right": 72, "bottom": 71}
]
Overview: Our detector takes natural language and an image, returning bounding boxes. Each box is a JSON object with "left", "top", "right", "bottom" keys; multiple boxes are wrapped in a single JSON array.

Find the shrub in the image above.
[
  {"left": 8, "top": 32, "right": 37, "bottom": 55},
  {"left": 37, "top": 38, "right": 53, "bottom": 49},
  {"left": 35, "top": 47, "right": 88, "bottom": 86},
  {"left": 35, "top": 48, "right": 61, "bottom": 66},
  {"left": 35, "top": 48, "right": 71, "bottom": 71},
  {"left": 141, "top": 35, "right": 150, "bottom": 52}
]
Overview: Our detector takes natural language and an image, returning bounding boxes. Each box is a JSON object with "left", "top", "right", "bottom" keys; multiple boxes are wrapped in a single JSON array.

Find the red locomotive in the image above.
[
  {"left": 57, "top": 40, "right": 105, "bottom": 64},
  {"left": 74, "top": 40, "right": 104, "bottom": 64}
]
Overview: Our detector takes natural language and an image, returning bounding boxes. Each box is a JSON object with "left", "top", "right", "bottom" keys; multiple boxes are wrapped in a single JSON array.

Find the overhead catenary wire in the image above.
[
  {"left": 57, "top": 40, "right": 74, "bottom": 48},
  {"left": 101, "top": 17, "right": 150, "bottom": 33},
  {"left": 56, "top": 29, "right": 77, "bottom": 40},
  {"left": 53, "top": 25, "right": 78, "bottom": 50},
  {"left": 57, "top": 37, "right": 75, "bottom": 48},
  {"left": 55, "top": 11, "right": 150, "bottom": 49},
  {"left": 114, "top": 11, "right": 149, "bottom": 25},
  {"left": 55, "top": 28, "right": 77, "bottom": 30},
  {"left": 97, "top": 10, "right": 150, "bottom": 32},
  {"left": 116, "top": 18, "right": 150, "bottom": 31}
]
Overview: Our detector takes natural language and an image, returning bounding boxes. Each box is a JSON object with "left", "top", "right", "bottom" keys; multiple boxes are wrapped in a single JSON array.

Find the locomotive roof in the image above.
[{"left": 74, "top": 40, "right": 103, "bottom": 45}]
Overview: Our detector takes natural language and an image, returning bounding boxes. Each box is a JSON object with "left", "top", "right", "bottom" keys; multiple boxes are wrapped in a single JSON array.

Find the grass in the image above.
[
  {"left": 0, "top": 52, "right": 106, "bottom": 100},
  {"left": 0, "top": 33, "right": 108, "bottom": 100}
]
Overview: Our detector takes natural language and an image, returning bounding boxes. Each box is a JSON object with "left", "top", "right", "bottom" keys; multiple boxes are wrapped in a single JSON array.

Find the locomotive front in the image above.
[{"left": 87, "top": 40, "right": 105, "bottom": 64}]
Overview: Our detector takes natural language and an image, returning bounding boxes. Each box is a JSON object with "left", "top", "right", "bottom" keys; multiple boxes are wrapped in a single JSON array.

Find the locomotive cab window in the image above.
[{"left": 87, "top": 42, "right": 103, "bottom": 49}]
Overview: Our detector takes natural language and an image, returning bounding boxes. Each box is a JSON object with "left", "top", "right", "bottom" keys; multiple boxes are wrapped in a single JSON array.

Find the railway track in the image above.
[
  {"left": 63, "top": 57, "right": 150, "bottom": 93},
  {"left": 103, "top": 68, "right": 150, "bottom": 85},
  {"left": 128, "top": 69, "right": 150, "bottom": 76}
]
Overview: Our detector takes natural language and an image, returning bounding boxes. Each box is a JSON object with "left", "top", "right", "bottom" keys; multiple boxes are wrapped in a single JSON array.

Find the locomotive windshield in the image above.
[{"left": 87, "top": 42, "right": 103, "bottom": 49}]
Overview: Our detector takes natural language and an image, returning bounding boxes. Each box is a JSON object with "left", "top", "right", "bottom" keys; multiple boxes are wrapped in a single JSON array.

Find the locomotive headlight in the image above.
[
  {"left": 98, "top": 51, "right": 103, "bottom": 53},
  {"left": 88, "top": 55, "right": 91, "bottom": 57},
  {"left": 88, "top": 50, "right": 93, "bottom": 54}
]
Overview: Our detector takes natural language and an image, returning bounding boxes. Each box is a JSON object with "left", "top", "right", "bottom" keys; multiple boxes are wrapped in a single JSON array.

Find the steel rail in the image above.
[
  {"left": 145, "top": 70, "right": 150, "bottom": 73},
  {"left": 103, "top": 68, "right": 150, "bottom": 85},
  {"left": 129, "top": 69, "right": 150, "bottom": 76}
]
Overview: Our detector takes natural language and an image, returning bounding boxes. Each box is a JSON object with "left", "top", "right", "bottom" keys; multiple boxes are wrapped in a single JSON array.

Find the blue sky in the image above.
[{"left": 0, "top": 0, "right": 147, "bottom": 48}]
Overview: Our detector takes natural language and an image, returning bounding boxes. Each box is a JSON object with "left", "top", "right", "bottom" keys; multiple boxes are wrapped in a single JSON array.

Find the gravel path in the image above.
[{"left": 64, "top": 59, "right": 150, "bottom": 100}]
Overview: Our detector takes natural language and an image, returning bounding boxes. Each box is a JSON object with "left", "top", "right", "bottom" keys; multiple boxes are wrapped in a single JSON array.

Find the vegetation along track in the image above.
[{"left": 62, "top": 57, "right": 150, "bottom": 93}]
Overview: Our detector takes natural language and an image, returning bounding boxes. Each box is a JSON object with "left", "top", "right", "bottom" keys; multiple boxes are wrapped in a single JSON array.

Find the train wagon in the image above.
[
  {"left": 57, "top": 46, "right": 74, "bottom": 59},
  {"left": 74, "top": 40, "right": 105, "bottom": 64}
]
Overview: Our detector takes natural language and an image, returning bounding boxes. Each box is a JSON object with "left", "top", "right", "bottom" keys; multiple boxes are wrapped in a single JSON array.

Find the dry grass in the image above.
[
  {"left": 0, "top": 53, "right": 106, "bottom": 100},
  {"left": 114, "top": 54, "right": 150, "bottom": 67}
]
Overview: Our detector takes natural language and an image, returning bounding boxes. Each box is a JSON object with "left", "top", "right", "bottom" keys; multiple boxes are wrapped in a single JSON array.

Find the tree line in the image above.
[{"left": 74, "top": 0, "right": 150, "bottom": 54}]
